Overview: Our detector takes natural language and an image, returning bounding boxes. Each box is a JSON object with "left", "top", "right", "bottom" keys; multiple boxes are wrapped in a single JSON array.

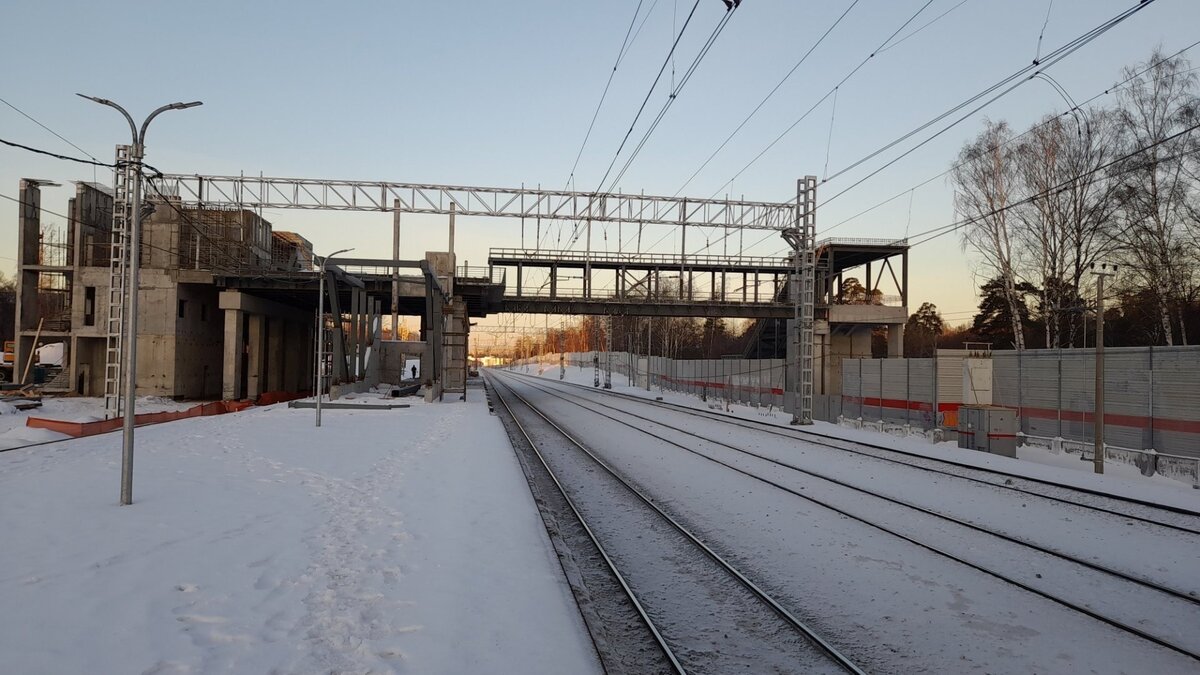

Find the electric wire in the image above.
[
  {"left": 818, "top": 0, "right": 1156, "bottom": 197},
  {"left": 1, "top": 137, "right": 116, "bottom": 168},
  {"left": 699, "top": 1, "right": 1167, "bottom": 258},
  {"left": 0, "top": 96, "right": 102, "bottom": 165},
  {"left": 562, "top": 0, "right": 652, "bottom": 196},
  {"left": 822, "top": 39, "right": 1200, "bottom": 235},
  {"left": 665, "top": 0, "right": 861, "bottom": 203}
]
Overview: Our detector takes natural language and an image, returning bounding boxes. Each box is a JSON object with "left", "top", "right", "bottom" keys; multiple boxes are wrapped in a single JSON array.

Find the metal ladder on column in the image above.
[
  {"left": 103, "top": 145, "right": 134, "bottom": 419},
  {"left": 796, "top": 176, "right": 818, "bottom": 424}
]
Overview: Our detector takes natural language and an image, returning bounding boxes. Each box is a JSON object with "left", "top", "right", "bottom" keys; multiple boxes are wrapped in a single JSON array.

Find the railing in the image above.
[
  {"left": 504, "top": 287, "right": 783, "bottom": 305},
  {"left": 457, "top": 266, "right": 505, "bottom": 284},
  {"left": 817, "top": 237, "right": 909, "bottom": 248},
  {"left": 1018, "top": 432, "right": 1199, "bottom": 488},
  {"left": 488, "top": 247, "right": 792, "bottom": 270}
]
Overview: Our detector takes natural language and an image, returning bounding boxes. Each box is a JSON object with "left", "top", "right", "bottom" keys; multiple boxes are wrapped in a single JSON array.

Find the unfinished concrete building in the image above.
[{"left": 12, "top": 178, "right": 502, "bottom": 405}]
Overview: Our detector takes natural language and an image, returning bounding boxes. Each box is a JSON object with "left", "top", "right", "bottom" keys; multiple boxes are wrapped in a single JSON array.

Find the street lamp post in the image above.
[
  {"left": 316, "top": 248, "right": 354, "bottom": 427},
  {"left": 78, "top": 94, "right": 202, "bottom": 507}
]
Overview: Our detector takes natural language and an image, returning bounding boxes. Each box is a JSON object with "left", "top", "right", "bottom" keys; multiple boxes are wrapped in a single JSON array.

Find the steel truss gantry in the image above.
[{"left": 156, "top": 174, "right": 796, "bottom": 230}]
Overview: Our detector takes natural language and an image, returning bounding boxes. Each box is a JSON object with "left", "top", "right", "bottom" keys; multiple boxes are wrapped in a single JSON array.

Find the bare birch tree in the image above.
[
  {"left": 1113, "top": 49, "right": 1200, "bottom": 345},
  {"left": 1015, "top": 109, "right": 1121, "bottom": 347},
  {"left": 953, "top": 120, "right": 1028, "bottom": 350}
]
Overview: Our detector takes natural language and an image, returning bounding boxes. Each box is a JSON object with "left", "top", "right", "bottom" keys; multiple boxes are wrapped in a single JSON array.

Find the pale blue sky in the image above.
[{"left": 3, "top": 0, "right": 1197, "bottom": 338}]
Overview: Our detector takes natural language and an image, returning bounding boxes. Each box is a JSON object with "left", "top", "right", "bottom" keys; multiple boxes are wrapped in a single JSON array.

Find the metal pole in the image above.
[
  {"left": 646, "top": 317, "right": 652, "bottom": 392},
  {"left": 1094, "top": 270, "right": 1106, "bottom": 474},
  {"left": 79, "top": 95, "right": 202, "bottom": 506},
  {"left": 316, "top": 260, "right": 325, "bottom": 427},
  {"left": 392, "top": 199, "right": 401, "bottom": 341}
]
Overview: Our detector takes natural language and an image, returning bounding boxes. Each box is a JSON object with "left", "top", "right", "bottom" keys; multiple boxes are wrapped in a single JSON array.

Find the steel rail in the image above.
[
  {"left": 511, "top": 373, "right": 1200, "bottom": 605},
  {"left": 485, "top": 373, "right": 685, "bottom": 674},
  {"left": 489, "top": 372, "right": 865, "bottom": 675},
  {"left": 502, "top": 372, "right": 1200, "bottom": 663},
  {"left": 512, "top": 371, "right": 1200, "bottom": 530}
]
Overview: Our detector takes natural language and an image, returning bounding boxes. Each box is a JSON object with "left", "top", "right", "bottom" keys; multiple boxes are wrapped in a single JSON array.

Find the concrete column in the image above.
[
  {"left": 222, "top": 308, "right": 245, "bottom": 400},
  {"left": 267, "top": 317, "right": 284, "bottom": 391},
  {"left": 246, "top": 313, "right": 265, "bottom": 399},
  {"left": 348, "top": 288, "right": 361, "bottom": 379},
  {"left": 888, "top": 323, "right": 905, "bottom": 358}
]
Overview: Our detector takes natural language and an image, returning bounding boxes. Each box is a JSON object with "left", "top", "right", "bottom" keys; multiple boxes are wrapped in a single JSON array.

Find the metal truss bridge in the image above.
[{"left": 156, "top": 174, "right": 796, "bottom": 230}]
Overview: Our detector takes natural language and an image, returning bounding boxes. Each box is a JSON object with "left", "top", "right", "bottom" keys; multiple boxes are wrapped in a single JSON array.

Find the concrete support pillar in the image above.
[
  {"left": 888, "top": 323, "right": 905, "bottom": 358},
  {"left": 348, "top": 288, "right": 361, "bottom": 379},
  {"left": 246, "top": 313, "right": 265, "bottom": 399},
  {"left": 267, "top": 317, "right": 284, "bottom": 392},
  {"left": 222, "top": 308, "right": 245, "bottom": 400}
]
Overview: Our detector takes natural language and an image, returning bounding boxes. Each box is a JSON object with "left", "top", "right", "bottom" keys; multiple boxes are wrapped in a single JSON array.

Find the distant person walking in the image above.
[{"left": 411, "top": 365, "right": 418, "bottom": 380}]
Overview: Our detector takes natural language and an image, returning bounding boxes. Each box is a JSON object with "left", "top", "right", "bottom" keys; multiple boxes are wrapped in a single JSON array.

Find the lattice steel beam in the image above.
[{"left": 157, "top": 174, "right": 795, "bottom": 231}]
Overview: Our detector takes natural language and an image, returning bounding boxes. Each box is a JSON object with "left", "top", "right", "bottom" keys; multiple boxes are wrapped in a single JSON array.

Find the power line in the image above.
[
  {"left": 599, "top": 3, "right": 738, "bottom": 196},
  {"left": 705, "top": 0, "right": 936, "bottom": 201},
  {"left": 562, "top": 0, "right": 654, "bottom": 194},
  {"left": 588, "top": 0, "right": 705, "bottom": 201},
  {"left": 1, "top": 137, "right": 116, "bottom": 168},
  {"left": 900, "top": 121, "right": 1200, "bottom": 250},
  {"left": 822, "top": 38, "right": 1200, "bottom": 235},
  {"left": 666, "top": 0, "right": 863, "bottom": 207},
  {"left": 0, "top": 96, "right": 101, "bottom": 164},
  {"left": 816, "top": 0, "right": 1155, "bottom": 205},
  {"left": 704, "top": 0, "right": 1164, "bottom": 259}
]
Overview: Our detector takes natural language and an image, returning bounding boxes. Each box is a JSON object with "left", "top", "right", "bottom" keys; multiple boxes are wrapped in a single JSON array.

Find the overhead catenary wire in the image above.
[
  {"left": 704, "top": 0, "right": 937, "bottom": 202},
  {"left": 561, "top": 0, "right": 654, "bottom": 197},
  {"left": 821, "top": 38, "right": 1200, "bottom": 235},
  {"left": 818, "top": 0, "right": 1156, "bottom": 198},
  {"left": 665, "top": 0, "right": 862, "bottom": 203},
  {"left": 699, "top": 0, "right": 1165, "bottom": 259},
  {"left": 550, "top": 0, "right": 707, "bottom": 252},
  {"left": 599, "top": 2, "right": 739, "bottom": 197}
]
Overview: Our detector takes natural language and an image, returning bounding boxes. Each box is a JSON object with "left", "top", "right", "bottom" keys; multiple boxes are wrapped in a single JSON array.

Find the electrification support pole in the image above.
[
  {"left": 646, "top": 318, "right": 653, "bottom": 392},
  {"left": 78, "top": 94, "right": 202, "bottom": 506},
  {"left": 785, "top": 176, "right": 818, "bottom": 425},
  {"left": 1091, "top": 262, "right": 1118, "bottom": 474},
  {"left": 604, "top": 315, "right": 613, "bottom": 389}
]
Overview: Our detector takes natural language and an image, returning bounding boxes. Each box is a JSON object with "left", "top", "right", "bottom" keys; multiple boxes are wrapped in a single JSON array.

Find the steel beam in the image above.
[{"left": 158, "top": 174, "right": 795, "bottom": 230}]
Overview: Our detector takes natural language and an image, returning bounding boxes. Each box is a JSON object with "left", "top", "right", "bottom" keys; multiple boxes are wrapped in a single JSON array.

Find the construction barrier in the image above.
[{"left": 24, "top": 391, "right": 306, "bottom": 439}]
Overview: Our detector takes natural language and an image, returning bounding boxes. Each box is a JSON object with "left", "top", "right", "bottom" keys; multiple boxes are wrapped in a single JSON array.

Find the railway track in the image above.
[
  {"left": 510, "top": 370, "right": 1200, "bottom": 533},
  {"left": 487, "top": 372, "right": 865, "bottom": 675},
  {"left": 499, "top": 370, "right": 1200, "bottom": 666}
]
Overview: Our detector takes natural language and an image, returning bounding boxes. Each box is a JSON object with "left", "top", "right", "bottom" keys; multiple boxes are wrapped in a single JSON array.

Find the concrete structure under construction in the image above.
[{"left": 11, "top": 179, "right": 503, "bottom": 405}]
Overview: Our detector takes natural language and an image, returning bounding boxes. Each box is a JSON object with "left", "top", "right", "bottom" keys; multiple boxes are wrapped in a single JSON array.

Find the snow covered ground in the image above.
[
  {"left": 513, "top": 362, "right": 1200, "bottom": 509},
  {"left": 0, "top": 387, "right": 599, "bottom": 674},
  {"left": 0, "top": 396, "right": 197, "bottom": 450},
  {"left": 496, "top": 370, "right": 1200, "bottom": 673}
]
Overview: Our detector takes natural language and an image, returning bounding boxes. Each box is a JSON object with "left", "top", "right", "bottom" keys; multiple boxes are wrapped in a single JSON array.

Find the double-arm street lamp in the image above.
[
  {"left": 78, "top": 94, "right": 202, "bottom": 506},
  {"left": 315, "top": 248, "right": 353, "bottom": 427}
]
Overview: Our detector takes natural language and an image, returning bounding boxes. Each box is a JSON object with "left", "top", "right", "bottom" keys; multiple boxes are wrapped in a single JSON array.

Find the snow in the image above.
[
  {"left": 499, "top": 370, "right": 1200, "bottom": 673},
  {"left": 516, "top": 362, "right": 1200, "bottom": 509},
  {"left": 0, "top": 396, "right": 197, "bottom": 451},
  {"left": 0, "top": 388, "right": 599, "bottom": 674}
]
